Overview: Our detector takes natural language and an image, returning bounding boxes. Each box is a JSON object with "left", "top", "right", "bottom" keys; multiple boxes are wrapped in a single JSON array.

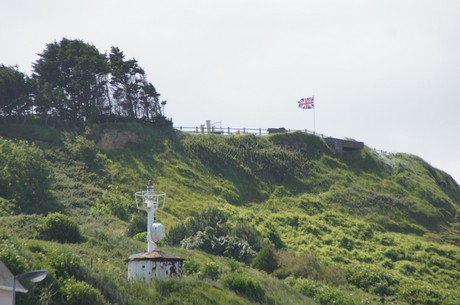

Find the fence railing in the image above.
[
  {"left": 174, "top": 126, "right": 329, "bottom": 138},
  {"left": 173, "top": 125, "right": 391, "bottom": 155}
]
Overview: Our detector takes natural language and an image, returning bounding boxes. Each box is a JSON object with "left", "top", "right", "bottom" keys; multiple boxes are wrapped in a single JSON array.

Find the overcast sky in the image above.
[{"left": 2, "top": 0, "right": 460, "bottom": 182}]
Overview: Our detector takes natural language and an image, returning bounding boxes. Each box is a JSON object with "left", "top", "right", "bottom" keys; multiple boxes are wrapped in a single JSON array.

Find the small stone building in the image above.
[
  {"left": 325, "top": 137, "right": 364, "bottom": 154},
  {"left": 127, "top": 250, "right": 184, "bottom": 281}
]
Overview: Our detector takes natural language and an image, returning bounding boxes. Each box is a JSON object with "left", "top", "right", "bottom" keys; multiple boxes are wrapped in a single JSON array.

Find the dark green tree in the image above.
[
  {"left": 138, "top": 78, "right": 162, "bottom": 120},
  {"left": 109, "top": 47, "right": 145, "bottom": 118},
  {"left": 0, "top": 138, "right": 53, "bottom": 212},
  {"left": 32, "top": 38, "right": 109, "bottom": 121},
  {"left": 0, "top": 65, "right": 32, "bottom": 120}
]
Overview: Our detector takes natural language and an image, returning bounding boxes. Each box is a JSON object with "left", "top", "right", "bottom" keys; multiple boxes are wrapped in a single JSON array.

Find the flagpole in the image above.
[
  {"left": 313, "top": 95, "right": 316, "bottom": 134},
  {"left": 313, "top": 106, "right": 316, "bottom": 134}
]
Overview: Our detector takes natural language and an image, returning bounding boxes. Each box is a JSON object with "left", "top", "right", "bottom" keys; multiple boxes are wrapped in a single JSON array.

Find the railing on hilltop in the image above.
[
  {"left": 174, "top": 126, "right": 328, "bottom": 138},
  {"left": 173, "top": 126, "right": 391, "bottom": 155}
]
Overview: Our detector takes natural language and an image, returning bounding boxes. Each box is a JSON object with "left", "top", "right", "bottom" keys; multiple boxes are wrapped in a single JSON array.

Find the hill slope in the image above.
[{"left": 0, "top": 122, "right": 459, "bottom": 305}]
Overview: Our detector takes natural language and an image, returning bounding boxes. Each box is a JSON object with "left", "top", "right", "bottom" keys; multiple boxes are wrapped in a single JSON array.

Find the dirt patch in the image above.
[{"left": 97, "top": 129, "right": 142, "bottom": 149}]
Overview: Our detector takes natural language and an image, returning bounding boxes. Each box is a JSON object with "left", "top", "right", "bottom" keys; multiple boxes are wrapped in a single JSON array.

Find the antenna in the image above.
[{"left": 134, "top": 180, "right": 166, "bottom": 252}]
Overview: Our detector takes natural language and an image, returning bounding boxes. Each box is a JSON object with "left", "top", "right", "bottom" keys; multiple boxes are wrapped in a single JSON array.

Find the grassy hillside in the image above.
[{"left": 0, "top": 122, "right": 459, "bottom": 305}]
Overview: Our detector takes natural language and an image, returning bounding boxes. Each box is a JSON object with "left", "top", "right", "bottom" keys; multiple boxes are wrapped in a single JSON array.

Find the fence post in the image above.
[
  {"left": 259, "top": 128, "right": 261, "bottom": 135},
  {"left": 228, "top": 127, "right": 230, "bottom": 135}
]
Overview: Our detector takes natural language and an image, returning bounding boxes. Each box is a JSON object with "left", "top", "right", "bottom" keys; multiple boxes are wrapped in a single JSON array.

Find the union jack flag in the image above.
[{"left": 298, "top": 96, "right": 314, "bottom": 109}]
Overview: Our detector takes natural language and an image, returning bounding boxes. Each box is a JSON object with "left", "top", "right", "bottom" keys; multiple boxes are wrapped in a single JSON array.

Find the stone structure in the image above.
[
  {"left": 326, "top": 137, "right": 364, "bottom": 154},
  {"left": 127, "top": 251, "right": 184, "bottom": 281}
]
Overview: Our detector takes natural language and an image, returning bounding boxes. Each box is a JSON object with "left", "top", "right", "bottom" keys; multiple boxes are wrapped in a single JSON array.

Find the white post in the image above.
[
  {"left": 135, "top": 180, "right": 166, "bottom": 252},
  {"left": 313, "top": 107, "right": 316, "bottom": 134},
  {"left": 146, "top": 181, "right": 156, "bottom": 252}
]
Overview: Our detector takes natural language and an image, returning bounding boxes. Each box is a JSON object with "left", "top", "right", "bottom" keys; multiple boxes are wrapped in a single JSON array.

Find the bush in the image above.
[
  {"left": 398, "top": 278, "right": 443, "bottom": 305},
  {"left": 49, "top": 248, "right": 84, "bottom": 279},
  {"left": 61, "top": 278, "right": 108, "bottom": 305},
  {"left": 38, "top": 212, "right": 84, "bottom": 243},
  {"left": 95, "top": 189, "right": 130, "bottom": 220},
  {"left": 230, "top": 222, "right": 265, "bottom": 252},
  {"left": 180, "top": 229, "right": 256, "bottom": 262},
  {"left": 264, "top": 223, "right": 285, "bottom": 249},
  {"left": 0, "top": 237, "right": 30, "bottom": 275},
  {"left": 275, "top": 250, "right": 322, "bottom": 280},
  {"left": 127, "top": 212, "right": 146, "bottom": 237},
  {"left": 315, "top": 285, "right": 357, "bottom": 305},
  {"left": 222, "top": 273, "right": 265, "bottom": 302},
  {"left": 184, "top": 259, "right": 200, "bottom": 275},
  {"left": 166, "top": 208, "right": 230, "bottom": 246},
  {"left": 251, "top": 246, "right": 278, "bottom": 274},
  {"left": 288, "top": 277, "right": 360, "bottom": 305},
  {"left": 227, "top": 257, "right": 240, "bottom": 272},
  {"left": 345, "top": 263, "right": 400, "bottom": 296},
  {"left": 0, "top": 138, "right": 53, "bottom": 213},
  {"left": 64, "top": 135, "right": 107, "bottom": 170},
  {"left": 199, "top": 262, "right": 221, "bottom": 280}
]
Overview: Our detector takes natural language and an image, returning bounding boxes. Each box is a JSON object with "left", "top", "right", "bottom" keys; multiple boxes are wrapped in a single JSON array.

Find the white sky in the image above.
[{"left": 2, "top": 0, "right": 460, "bottom": 183}]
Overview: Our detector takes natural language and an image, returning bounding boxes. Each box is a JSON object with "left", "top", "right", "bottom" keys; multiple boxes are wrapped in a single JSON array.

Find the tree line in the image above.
[{"left": 0, "top": 38, "right": 169, "bottom": 125}]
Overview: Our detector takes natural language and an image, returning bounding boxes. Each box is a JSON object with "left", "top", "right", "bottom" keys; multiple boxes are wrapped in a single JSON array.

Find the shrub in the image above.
[
  {"left": 199, "top": 262, "right": 221, "bottom": 280},
  {"left": 384, "top": 247, "right": 405, "bottom": 261},
  {"left": 288, "top": 277, "right": 360, "bottom": 305},
  {"left": 95, "top": 189, "right": 129, "bottom": 220},
  {"left": 133, "top": 232, "right": 147, "bottom": 243},
  {"left": 0, "top": 238, "right": 29, "bottom": 275},
  {"left": 0, "top": 138, "right": 53, "bottom": 212},
  {"left": 38, "top": 212, "right": 84, "bottom": 243},
  {"left": 315, "top": 285, "right": 357, "bottom": 305},
  {"left": 60, "top": 278, "right": 108, "bottom": 305},
  {"left": 127, "top": 212, "right": 146, "bottom": 237},
  {"left": 230, "top": 222, "right": 265, "bottom": 252},
  {"left": 166, "top": 208, "right": 230, "bottom": 246},
  {"left": 49, "top": 248, "right": 83, "bottom": 279},
  {"left": 181, "top": 230, "right": 256, "bottom": 262},
  {"left": 275, "top": 250, "right": 322, "bottom": 280},
  {"left": 217, "top": 235, "right": 257, "bottom": 262},
  {"left": 345, "top": 263, "right": 400, "bottom": 296},
  {"left": 223, "top": 273, "right": 265, "bottom": 302},
  {"left": 264, "top": 222, "right": 284, "bottom": 249},
  {"left": 251, "top": 246, "right": 278, "bottom": 274},
  {"left": 275, "top": 250, "right": 347, "bottom": 287},
  {"left": 398, "top": 278, "right": 443, "bottom": 305},
  {"left": 64, "top": 135, "right": 107, "bottom": 170},
  {"left": 184, "top": 259, "right": 200, "bottom": 275},
  {"left": 227, "top": 257, "right": 240, "bottom": 272}
]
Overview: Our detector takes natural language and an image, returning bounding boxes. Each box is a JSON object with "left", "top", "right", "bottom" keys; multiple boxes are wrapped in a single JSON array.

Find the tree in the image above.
[
  {"left": 139, "top": 79, "right": 162, "bottom": 120},
  {"left": 32, "top": 38, "right": 109, "bottom": 121},
  {"left": 0, "top": 138, "right": 53, "bottom": 213},
  {"left": 109, "top": 47, "right": 145, "bottom": 118},
  {"left": 0, "top": 65, "right": 32, "bottom": 119}
]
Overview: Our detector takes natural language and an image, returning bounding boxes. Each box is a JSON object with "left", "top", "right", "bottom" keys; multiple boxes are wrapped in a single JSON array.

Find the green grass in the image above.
[{"left": 1, "top": 122, "right": 459, "bottom": 305}]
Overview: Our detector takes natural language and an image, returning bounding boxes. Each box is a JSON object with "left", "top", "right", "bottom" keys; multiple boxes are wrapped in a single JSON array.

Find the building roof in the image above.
[
  {"left": 127, "top": 250, "right": 185, "bottom": 262},
  {"left": 0, "top": 261, "right": 28, "bottom": 293}
]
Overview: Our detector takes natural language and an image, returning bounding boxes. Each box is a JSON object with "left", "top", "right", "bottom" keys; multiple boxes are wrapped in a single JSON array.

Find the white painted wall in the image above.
[
  {"left": 128, "top": 260, "right": 183, "bottom": 281},
  {"left": 0, "top": 289, "right": 13, "bottom": 305}
]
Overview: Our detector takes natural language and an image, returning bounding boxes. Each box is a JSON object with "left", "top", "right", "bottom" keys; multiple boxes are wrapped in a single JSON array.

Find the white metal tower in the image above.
[{"left": 134, "top": 180, "right": 166, "bottom": 252}]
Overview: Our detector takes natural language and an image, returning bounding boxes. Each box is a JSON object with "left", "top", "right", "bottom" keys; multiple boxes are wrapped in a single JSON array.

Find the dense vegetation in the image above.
[
  {"left": 0, "top": 39, "right": 169, "bottom": 125},
  {"left": 0, "top": 121, "right": 459, "bottom": 305}
]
